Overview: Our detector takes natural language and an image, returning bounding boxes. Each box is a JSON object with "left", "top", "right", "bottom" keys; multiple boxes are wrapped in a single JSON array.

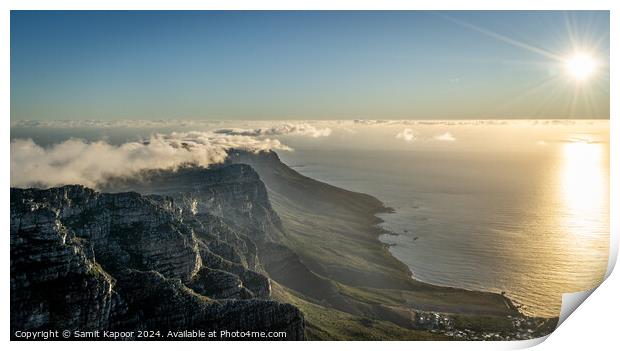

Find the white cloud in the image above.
[
  {"left": 11, "top": 119, "right": 607, "bottom": 130},
  {"left": 214, "top": 123, "right": 331, "bottom": 138},
  {"left": 396, "top": 129, "right": 457, "bottom": 142},
  {"left": 10, "top": 132, "right": 292, "bottom": 189},
  {"left": 395, "top": 128, "right": 416, "bottom": 142},
  {"left": 353, "top": 119, "right": 392, "bottom": 126},
  {"left": 10, "top": 119, "right": 225, "bottom": 129},
  {"left": 434, "top": 132, "right": 456, "bottom": 141}
]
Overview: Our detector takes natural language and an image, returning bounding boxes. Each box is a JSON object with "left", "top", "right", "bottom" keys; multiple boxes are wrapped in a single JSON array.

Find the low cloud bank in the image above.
[
  {"left": 214, "top": 123, "right": 331, "bottom": 138},
  {"left": 396, "top": 128, "right": 416, "bottom": 142},
  {"left": 11, "top": 119, "right": 606, "bottom": 130},
  {"left": 395, "top": 129, "right": 457, "bottom": 142},
  {"left": 353, "top": 119, "right": 392, "bottom": 126},
  {"left": 434, "top": 132, "right": 456, "bottom": 141},
  {"left": 10, "top": 132, "right": 291, "bottom": 189},
  {"left": 10, "top": 119, "right": 223, "bottom": 129}
]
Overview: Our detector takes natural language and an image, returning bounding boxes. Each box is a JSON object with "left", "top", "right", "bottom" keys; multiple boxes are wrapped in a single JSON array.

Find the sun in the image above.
[{"left": 564, "top": 53, "right": 597, "bottom": 81}]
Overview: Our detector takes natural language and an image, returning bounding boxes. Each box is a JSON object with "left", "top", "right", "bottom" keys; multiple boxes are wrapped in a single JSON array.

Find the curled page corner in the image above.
[
  {"left": 553, "top": 240, "right": 616, "bottom": 330},
  {"left": 557, "top": 288, "right": 597, "bottom": 327},
  {"left": 503, "top": 289, "right": 599, "bottom": 350},
  {"left": 518, "top": 222, "right": 617, "bottom": 346}
]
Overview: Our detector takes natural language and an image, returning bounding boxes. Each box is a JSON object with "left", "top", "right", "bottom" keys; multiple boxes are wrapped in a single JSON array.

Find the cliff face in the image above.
[
  {"left": 10, "top": 182, "right": 305, "bottom": 340},
  {"left": 224, "top": 150, "right": 390, "bottom": 217},
  {"left": 103, "top": 164, "right": 284, "bottom": 243}
]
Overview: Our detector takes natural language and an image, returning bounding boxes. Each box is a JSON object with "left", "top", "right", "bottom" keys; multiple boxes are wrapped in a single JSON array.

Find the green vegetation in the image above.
[
  {"left": 272, "top": 282, "right": 450, "bottom": 341},
  {"left": 237, "top": 151, "right": 557, "bottom": 340}
]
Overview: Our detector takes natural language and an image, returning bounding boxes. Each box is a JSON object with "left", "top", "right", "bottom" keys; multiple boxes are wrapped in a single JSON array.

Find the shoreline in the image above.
[
  {"left": 364, "top": 201, "right": 560, "bottom": 340},
  {"left": 373, "top": 201, "right": 543, "bottom": 318},
  {"left": 373, "top": 205, "right": 562, "bottom": 320},
  {"left": 228, "top": 150, "right": 560, "bottom": 339}
]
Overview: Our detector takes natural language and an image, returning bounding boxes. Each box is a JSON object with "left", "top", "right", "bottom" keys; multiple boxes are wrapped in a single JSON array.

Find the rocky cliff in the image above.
[
  {"left": 103, "top": 164, "right": 284, "bottom": 243},
  {"left": 11, "top": 150, "right": 557, "bottom": 341},
  {"left": 11, "top": 182, "right": 305, "bottom": 340}
]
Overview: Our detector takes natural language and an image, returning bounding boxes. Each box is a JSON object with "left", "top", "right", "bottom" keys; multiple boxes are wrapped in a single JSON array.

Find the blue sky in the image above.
[{"left": 10, "top": 11, "right": 610, "bottom": 121}]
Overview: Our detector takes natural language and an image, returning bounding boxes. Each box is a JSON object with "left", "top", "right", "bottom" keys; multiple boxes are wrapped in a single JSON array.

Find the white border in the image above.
[{"left": 2, "top": 1, "right": 617, "bottom": 350}]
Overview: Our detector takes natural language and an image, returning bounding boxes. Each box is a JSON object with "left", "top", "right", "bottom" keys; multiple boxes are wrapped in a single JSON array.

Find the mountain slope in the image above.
[
  {"left": 10, "top": 185, "right": 304, "bottom": 340},
  {"left": 224, "top": 150, "right": 558, "bottom": 340}
]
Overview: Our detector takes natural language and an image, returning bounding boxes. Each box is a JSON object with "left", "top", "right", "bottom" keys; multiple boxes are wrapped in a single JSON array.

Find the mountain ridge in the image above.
[
  {"left": 10, "top": 149, "right": 558, "bottom": 340},
  {"left": 11, "top": 184, "right": 304, "bottom": 340}
]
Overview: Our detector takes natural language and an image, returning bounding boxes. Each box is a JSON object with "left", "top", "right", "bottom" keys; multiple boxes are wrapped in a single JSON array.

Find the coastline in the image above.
[
  {"left": 232, "top": 150, "right": 558, "bottom": 340},
  {"left": 286, "top": 153, "right": 557, "bottom": 320},
  {"left": 374, "top": 205, "right": 526, "bottom": 315},
  {"left": 347, "top": 191, "right": 558, "bottom": 340}
]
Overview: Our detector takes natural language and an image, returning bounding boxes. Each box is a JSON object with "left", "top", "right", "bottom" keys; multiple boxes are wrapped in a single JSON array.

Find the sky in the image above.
[{"left": 10, "top": 11, "right": 610, "bottom": 121}]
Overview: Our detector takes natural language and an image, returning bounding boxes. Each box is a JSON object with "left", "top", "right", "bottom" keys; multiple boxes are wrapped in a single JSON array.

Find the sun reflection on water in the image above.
[{"left": 561, "top": 141, "right": 606, "bottom": 237}]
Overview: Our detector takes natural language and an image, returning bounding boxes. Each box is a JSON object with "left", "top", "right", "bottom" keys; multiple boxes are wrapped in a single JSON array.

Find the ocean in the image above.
[{"left": 278, "top": 120, "right": 610, "bottom": 318}]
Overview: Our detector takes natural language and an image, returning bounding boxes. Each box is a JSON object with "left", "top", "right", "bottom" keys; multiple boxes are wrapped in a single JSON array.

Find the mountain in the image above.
[
  {"left": 11, "top": 183, "right": 304, "bottom": 340},
  {"left": 223, "top": 150, "right": 558, "bottom": 340},
  {"left": 10, "top": 150, "right": 558, "bottom": 340}
]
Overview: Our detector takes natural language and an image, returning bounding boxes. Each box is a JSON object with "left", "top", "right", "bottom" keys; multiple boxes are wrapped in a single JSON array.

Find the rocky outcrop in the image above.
[
  {"left": 10, "top": 185, "right": 305, "bottom": 340},
  {"left": 188, "top": 268, "right": 253, "bottom": 299},
  {"left": 116, "top": 269, "right": 304, "bottom": 340},
  {"left": 103, "top": 164, "right": 284, "bottom": 243},
  {"left": 10, "top": 201, "right": 125, "bottom": 332}
]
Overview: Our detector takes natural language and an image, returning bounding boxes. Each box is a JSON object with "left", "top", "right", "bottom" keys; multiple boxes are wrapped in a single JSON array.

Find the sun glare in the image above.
[
  {"left": 561, "top": 140, "right": 605, "bottom": 237},
  {"left": 564, "top": 53, "right": 597, "bottom": 81}
]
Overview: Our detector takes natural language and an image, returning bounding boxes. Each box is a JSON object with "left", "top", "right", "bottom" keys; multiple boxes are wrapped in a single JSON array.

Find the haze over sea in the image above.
[
  {"left": 11, "top": 119, "right": 609, "bottom": 318},
  {"left": 279, "top": 120, "right": 609, "bottom": 318}
]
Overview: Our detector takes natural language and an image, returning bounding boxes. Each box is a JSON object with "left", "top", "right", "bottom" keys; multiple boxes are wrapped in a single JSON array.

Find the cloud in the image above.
[
  {"left": 10, "top": 119, "right": 223, "bottom": 129},
  {"left": 10, "top": 132, "right": 291, "bottom": 189},
  {"left": 396, "top": 129, "right": 457, "bottom": 143},
  {"left": 12, "top": 119, "right": 607, "bottom": 130},
  {"left": 434, "top": 132, "right": 456, "bottom": 141},
  {"left": 395, "top": 128, "right": 416, "bottom": 142},
  {"left": 214, "top": 123, "right": 331, "bottom": 138},
  {"left": 353, "top": 119, "right": 392, "bottom": 125}
]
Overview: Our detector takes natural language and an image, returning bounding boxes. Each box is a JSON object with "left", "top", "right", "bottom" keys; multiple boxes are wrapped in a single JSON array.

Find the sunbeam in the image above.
[{"left": 440, "top": 11, "right": 608, "bottom": 119}]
